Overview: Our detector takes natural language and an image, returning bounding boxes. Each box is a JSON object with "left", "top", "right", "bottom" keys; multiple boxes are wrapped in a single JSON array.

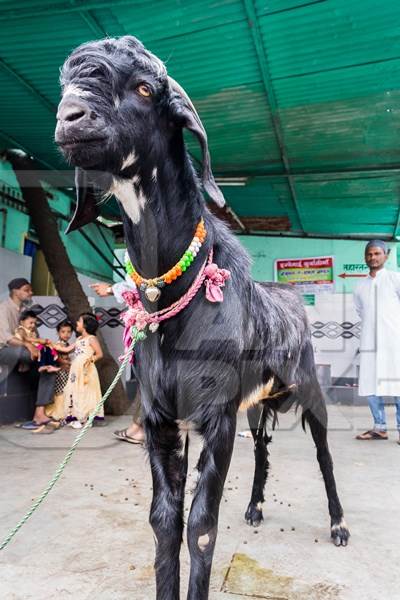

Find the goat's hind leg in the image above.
[
  {"left": 146, "top": 420, "right": 189, "bottom": 600},
  {"left": 245, "top": 404, "right": 272, "bottom": 526},
  {"left": 303, "top": 386, "right": 350, "bottom": 547}
]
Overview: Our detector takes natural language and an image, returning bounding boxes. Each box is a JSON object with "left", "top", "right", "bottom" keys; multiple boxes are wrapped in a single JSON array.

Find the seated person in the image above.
[
  {"left": 0, "top": 278, "right": 58, "bottom": 428},
  {"left": 14, "top": 310, "right": 75, "bottom": 373},
  {"left": 14, "top": 310, "right": 59, "bottom": 373}
]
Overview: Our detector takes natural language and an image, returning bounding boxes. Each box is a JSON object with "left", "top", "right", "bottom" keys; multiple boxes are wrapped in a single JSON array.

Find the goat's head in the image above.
[{"left": 55, "top": 36, "right": 224, "bottom": 231}]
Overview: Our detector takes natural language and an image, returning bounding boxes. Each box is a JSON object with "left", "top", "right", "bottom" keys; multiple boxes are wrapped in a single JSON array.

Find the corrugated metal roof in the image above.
[{"left": 0, "top": 0, "right": 400, "bottom": 238}]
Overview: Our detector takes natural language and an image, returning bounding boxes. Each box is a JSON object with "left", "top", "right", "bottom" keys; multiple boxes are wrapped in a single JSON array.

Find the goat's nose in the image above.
[{"left": 56, "top": 98, "right": 90, "bottom": 123}]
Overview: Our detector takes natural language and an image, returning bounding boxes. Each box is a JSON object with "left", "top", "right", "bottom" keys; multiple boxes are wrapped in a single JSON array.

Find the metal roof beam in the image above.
[
  {"left": 79, "top": 11, "right": 107, "bottom": 37},
  {"left": 0, "top": 57, "right": 56, "bottom": 114},
  {"left": 242, "top": 0, "right": 305, "bottom": 234},
  {"left": 236, "top": 231, "right": 394, "bottom": 242},
  {"left": 69, "top": 0, "right": 108, "bottom": 38},
  {"left": 0, "top": 0, "right": 136, "bottom": 20},
  {"left": 0, "top": 131, "right": 75, "bottom": 190},
  {"left": 216, "top": 165, "right": 400, "bottom": 179},
  {"left": 0, "top": 129, "right": 59, "bottom": 172}
]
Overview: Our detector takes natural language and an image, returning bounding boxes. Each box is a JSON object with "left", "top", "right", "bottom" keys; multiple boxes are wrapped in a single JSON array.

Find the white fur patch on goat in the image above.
[
  {"left": 109, "top": 176, "right": 147, "bottom": 224},
  {"left": 152, "top": 167, "right": 158, "bottom": 181},
  {"left": 113, "top": 95, "right": 120, "bottom": 108},
  {"left": 239, "top": 378, "right": 275, "bottom": 411},
  {"left": 239, "top": 379, "right": 297, "bottom": 412},
  {"left": 176, "top": 420, "right": 204, "bottom": 458},
  {"left": 121, "top": 152, "right": 137, "bottom": 170},
  {"left": 177, "top": 428, "right": 188, "bottom": 458},
  {"left": 63, "top": 83, "right": 92, "bottom": 98},
  {"left": 331, "top": 518, "right": 348, "bottom": 532},
  {"left": 198, "top": 534, "right": 210, "bottom": 552}
]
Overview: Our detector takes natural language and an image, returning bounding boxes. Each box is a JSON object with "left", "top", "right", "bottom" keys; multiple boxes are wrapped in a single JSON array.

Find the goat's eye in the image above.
[{"left": 136, "top": 83, "right": 152, "bottom": 97}]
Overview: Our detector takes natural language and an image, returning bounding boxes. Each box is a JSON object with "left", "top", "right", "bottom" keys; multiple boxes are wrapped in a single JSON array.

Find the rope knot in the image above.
[
  {"left": 204, "top": 263, "right": 231, "bottom": 303},
  {"left": 120, "top": 291, "right": 149, "bottom": 362}
]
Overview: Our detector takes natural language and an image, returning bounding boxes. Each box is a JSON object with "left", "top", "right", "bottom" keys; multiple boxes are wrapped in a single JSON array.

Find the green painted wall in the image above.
[
  {"left": 0, "top": 160, "right": 114, "bottom": 282},
  {"left": 240, "top": 235, "right": 398, "bottom": 294}
]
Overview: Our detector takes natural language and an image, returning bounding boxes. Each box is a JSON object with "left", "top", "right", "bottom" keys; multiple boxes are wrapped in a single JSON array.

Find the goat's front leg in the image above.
[
  {"left": 186, "top": 407, "right": 236, "bottom": 600},
  {"left": 146, "top": 420, "right": 188, "bottom": 600},
  {"left": 245, "top": 404, "right": 272, "bottom": 526}
]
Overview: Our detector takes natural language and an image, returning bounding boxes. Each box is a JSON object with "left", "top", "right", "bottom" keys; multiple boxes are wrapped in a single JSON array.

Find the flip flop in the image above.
[
  {"left": 15, "top": 420, "right": 36, "bottom": 429},
  {"left": 113, "top": 428, "right": 144, "bottom": 445},
  {"left": 18, "top": 420, "right": 52, "bottom": 430},
  {"left": 32, "top": 424, "right": 55, "bottom": 435},
  {"left": 356, "top": 430, "right": 388, "bottom": 440}
]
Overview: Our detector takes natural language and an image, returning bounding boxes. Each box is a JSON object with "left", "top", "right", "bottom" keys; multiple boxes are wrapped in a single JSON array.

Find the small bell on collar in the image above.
[{"left": 145, "top": 285, "right": 161, "bottom": 303}]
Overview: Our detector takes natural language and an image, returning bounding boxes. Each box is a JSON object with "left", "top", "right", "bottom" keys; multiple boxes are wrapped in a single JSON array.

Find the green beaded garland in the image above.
[{"left": 124, "top": 218, "right": 206, "bottom": 287}]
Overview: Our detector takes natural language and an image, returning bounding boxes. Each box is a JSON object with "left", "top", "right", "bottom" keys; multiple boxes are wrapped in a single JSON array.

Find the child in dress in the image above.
[
  {"left": 63, "top": 312, "right": 103, "bottom": 428},
  {"left": 45, "top": 320, "right": 75, "bottom": 421}
]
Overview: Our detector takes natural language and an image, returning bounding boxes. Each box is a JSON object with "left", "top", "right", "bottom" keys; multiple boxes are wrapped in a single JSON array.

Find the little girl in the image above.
[
  {"left": 63, "top": 312, "right": 103, "bottom": 428},
  {"left": 45, "top": 320, "right": 75, "bottom": 421}
]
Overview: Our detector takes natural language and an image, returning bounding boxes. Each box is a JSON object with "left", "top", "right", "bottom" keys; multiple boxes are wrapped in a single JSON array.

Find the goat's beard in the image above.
[
  {"left": 59, "top": 141, "right": 110, "bottom": 170},
  {"left": 61, "top": 150, "right": 101, "bottom": 170}
]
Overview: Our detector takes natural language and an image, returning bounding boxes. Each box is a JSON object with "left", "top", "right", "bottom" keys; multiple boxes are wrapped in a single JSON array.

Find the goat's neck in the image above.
[{"left": 119, "top": 153, "right": 208, "bottom": 306}]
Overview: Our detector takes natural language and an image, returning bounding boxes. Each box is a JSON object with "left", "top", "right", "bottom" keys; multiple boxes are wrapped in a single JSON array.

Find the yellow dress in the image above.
[{"left": 63, "top": 335, "right": 102, "bottom": 422}]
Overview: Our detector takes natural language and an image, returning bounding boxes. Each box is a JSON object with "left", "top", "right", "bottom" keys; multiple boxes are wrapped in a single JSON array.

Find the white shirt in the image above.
[{"left": 354, "top": 268, "right": 400, "bottom": 396}]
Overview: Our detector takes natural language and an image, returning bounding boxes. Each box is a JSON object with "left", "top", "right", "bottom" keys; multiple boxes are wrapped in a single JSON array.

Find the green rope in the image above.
[{"left": 0, "top": 327, "right": 147, "bottom": 552}]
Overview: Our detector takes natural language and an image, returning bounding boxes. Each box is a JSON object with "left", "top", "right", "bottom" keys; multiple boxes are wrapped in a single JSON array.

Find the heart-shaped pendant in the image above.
[
  {"left": 149, "top": 322, "right": 159, "bottom": 333},
  {"left": 145, "top": 286, "right": 161, "bottom": 302}
]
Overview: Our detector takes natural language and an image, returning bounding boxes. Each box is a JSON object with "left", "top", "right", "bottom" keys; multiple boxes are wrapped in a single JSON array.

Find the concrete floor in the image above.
[{"left": 0, "top": 405, "right": 399, "bottom": 600}]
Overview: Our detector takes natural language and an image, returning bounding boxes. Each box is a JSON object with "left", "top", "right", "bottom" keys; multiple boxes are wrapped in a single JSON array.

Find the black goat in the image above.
[{"left": 55, "top": 36, "right": 349, "bottom": 600}]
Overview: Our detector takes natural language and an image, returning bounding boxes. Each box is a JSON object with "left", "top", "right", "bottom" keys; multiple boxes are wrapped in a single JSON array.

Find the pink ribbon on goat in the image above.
[
  {"left": 120, "top": 290, "right": 148, "bottom": 363},
  {"left": 204, "top": 263, "right": 230, "bottom": 303},
  {"left": 119, "top": 250, "right": 231, "bottom": 362}
]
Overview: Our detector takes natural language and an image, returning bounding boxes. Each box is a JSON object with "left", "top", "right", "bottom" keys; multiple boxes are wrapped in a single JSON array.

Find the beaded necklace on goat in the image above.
[{"left": 125, "top": 219, "right": 207, "bottom": 302}]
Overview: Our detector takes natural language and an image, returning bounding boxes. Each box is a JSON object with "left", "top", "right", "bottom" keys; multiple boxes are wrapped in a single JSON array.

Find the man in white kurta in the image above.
[{"left": 353, "top": 240, "right": 400, "bottom": 442}]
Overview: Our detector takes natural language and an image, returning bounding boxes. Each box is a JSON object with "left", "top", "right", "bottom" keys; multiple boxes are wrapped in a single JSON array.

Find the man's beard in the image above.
[{"left": 21, "top": 298, "right": 33, "bottom": 308}]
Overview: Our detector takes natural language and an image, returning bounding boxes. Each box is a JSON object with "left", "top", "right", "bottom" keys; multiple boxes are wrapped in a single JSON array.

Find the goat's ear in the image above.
[
  {"left": 168, "top": 77, "right": 225, "bottom": 207},
  {"left": 65, "top": 168, "right": 99, "bottom": 234}
]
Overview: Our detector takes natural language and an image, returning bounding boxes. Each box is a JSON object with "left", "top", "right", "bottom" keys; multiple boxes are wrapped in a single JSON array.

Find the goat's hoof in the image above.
[
  {"left": 245, "top": 503, "right": 263, "bottom": 527},
  {"left": 330, "top": 519, "right": 350, "bottom": 546}
]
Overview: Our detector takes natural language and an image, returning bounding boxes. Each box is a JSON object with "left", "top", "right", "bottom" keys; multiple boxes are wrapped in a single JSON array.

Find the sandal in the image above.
[
  {"left": 32, "top": 424, "right": 55, "bottom": 435},
  {"left": 18, "top": 420, "right": 52, "bottom": 430},
  {"left": 113, "top": 428, "right": 144, "bottom": 445},
  {"left": 356, "top": 430, "right": 388, "bottom": 440}
]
